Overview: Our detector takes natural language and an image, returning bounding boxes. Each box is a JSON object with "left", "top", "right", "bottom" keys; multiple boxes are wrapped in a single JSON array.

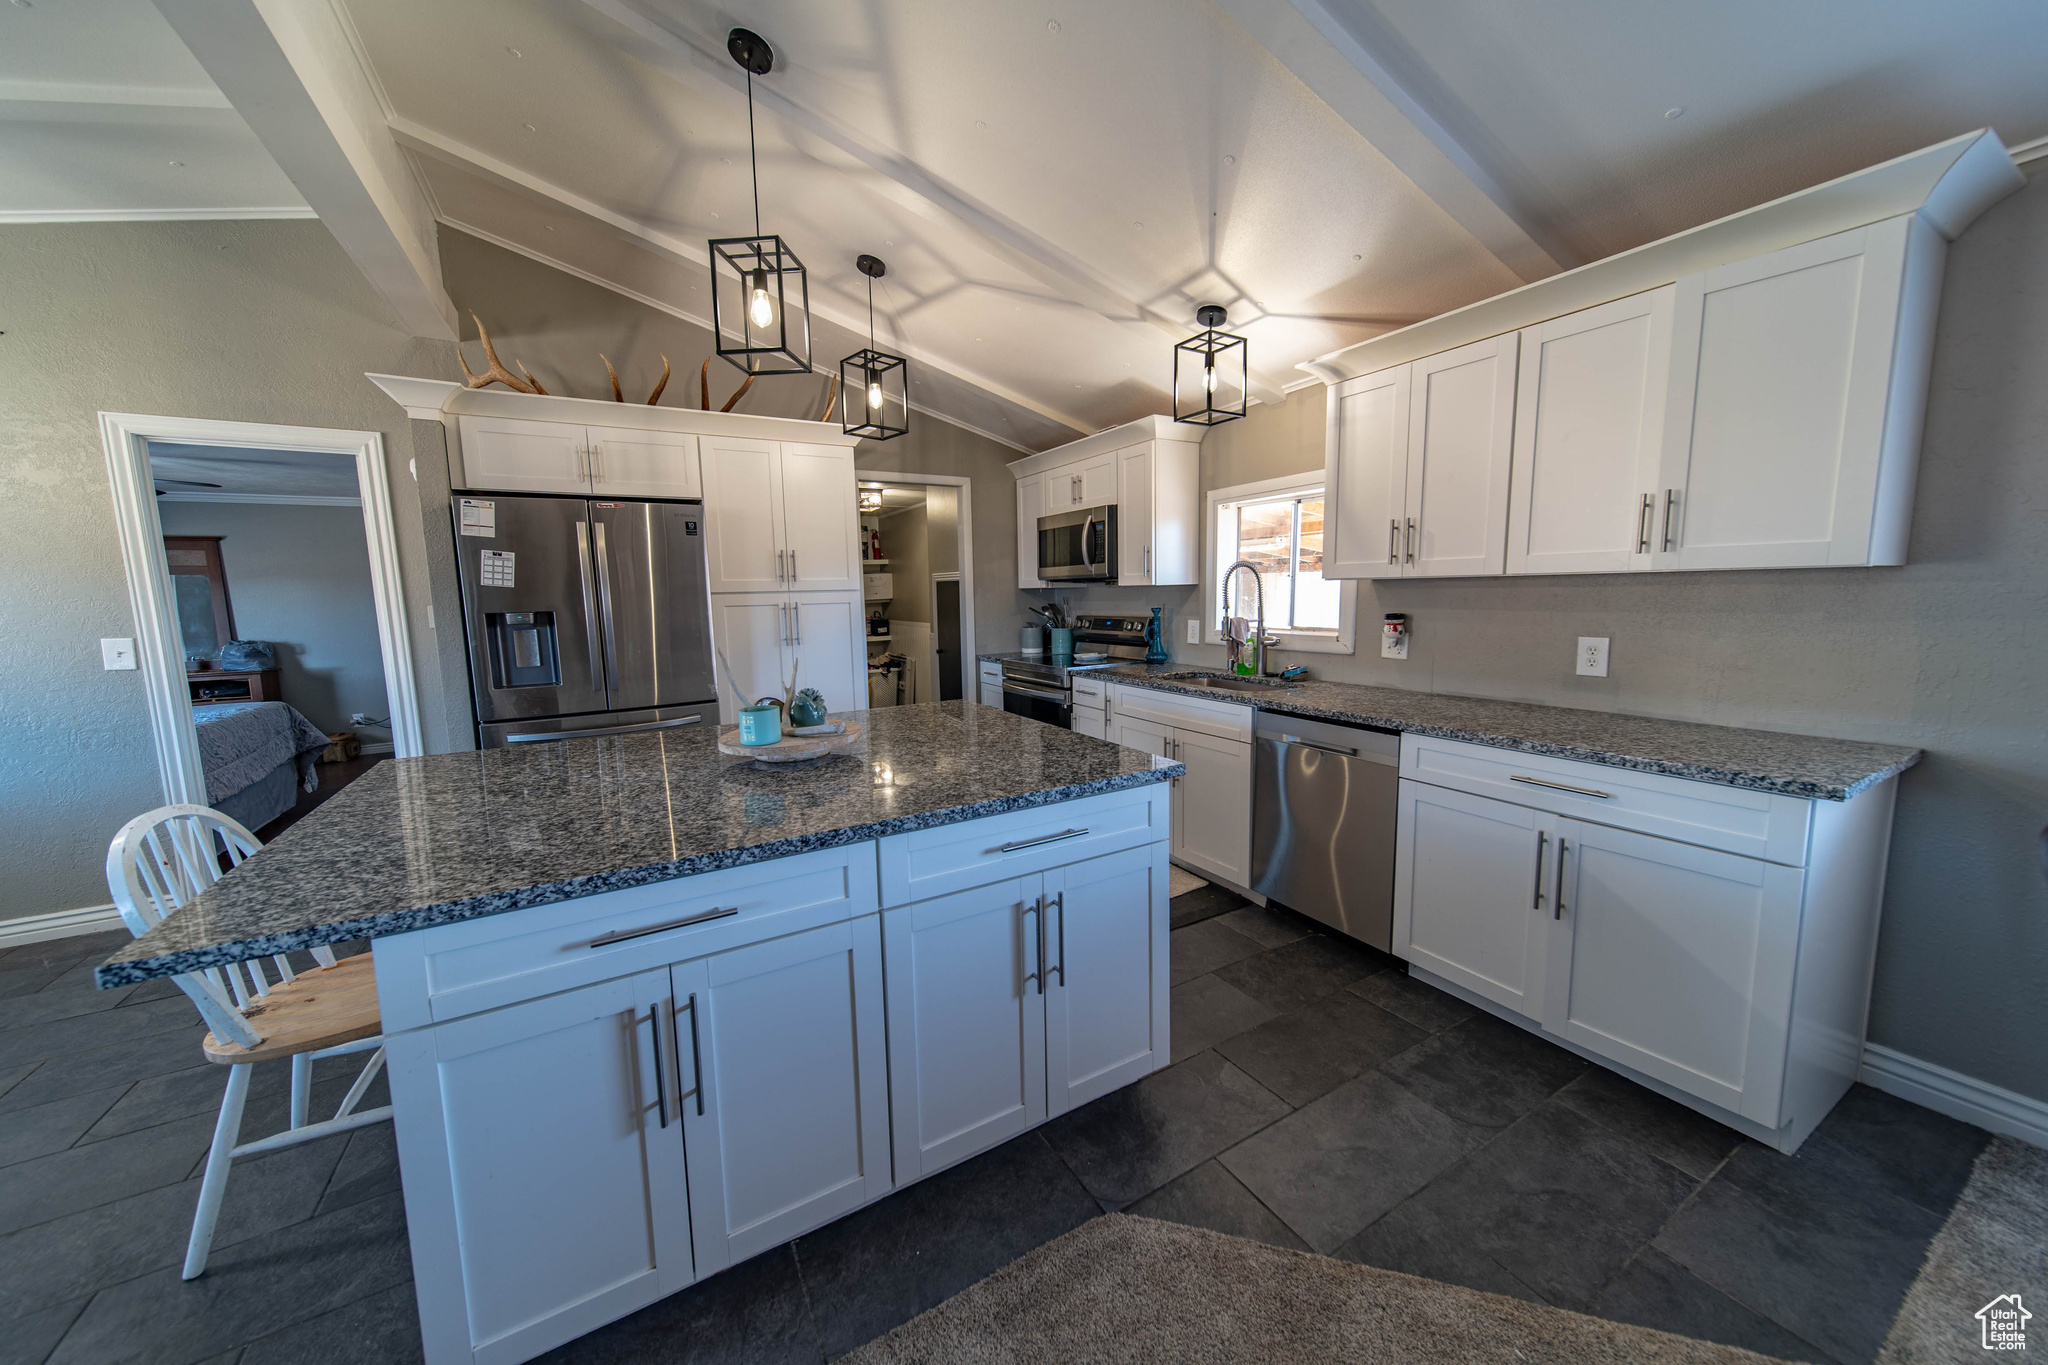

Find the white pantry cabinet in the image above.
[
  {"left": 459, "top": 418, "right": 703, "bottom": 501},
  {"left": 710, "top": 591, "right": 863, "bottom": 722},
  {"left": 1394, "top": 733, "right": 1898, "bottom": 1154},
  {"left": 1109, "top": 684, "right": 1253, "bottom": 888},
  {"left": 701, "top": 438, "right": 860, "bottom": 592}
]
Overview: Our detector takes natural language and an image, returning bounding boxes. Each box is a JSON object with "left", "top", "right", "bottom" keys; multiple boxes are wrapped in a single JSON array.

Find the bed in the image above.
[{"left": 192, "top": 701, "right": 332, "bottom": 833}]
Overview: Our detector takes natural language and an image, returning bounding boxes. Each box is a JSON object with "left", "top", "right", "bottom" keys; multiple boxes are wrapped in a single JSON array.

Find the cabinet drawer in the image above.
[
  {"left": 1401, "top": 735, "right": 1811, "bottom": 865},
  {"left": 1107, "top": 684, "right": 1253, "bottom": 742},
  {"left": 373, "top": 844, "right": 879, "bottom": 1030},
  {"left": 878, "top": 785, "right": 1169, "bottom": 908},
  {"left": 1072, "top": 675, "right": 1107, "bottom": 705}
]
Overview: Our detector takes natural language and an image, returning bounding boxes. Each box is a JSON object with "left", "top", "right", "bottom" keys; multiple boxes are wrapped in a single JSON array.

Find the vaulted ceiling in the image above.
[{"left": 7, "top": 0, "right": 2046, "bottom": 451}]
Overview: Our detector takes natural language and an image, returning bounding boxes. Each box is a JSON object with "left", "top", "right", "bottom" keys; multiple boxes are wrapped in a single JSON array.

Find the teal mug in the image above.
[{"left": 737, "top": 702, "right": 783, "bottom": 746}]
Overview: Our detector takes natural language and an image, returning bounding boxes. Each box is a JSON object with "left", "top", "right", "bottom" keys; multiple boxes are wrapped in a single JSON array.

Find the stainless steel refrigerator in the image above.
[{"left": 453, "top": 493, "right": 718, "bottom": 748}]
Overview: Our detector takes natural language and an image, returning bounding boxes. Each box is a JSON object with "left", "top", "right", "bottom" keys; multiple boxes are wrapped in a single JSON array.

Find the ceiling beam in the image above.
[
  {"left": 392, "top": 120, "right": 1096, "bottom": 438},
  {"left": 1213, "top": 0, "right": 1567, "bottom": 283},
  {"left": 572, "top": 0, "right": 1288, "bottom": 408},
  {"left": 152, "top": 0, "right": 456, "bottom": 339}
]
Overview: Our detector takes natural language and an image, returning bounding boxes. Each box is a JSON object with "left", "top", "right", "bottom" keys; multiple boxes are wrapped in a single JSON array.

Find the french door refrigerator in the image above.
[{"left": 453, "top": 493, "right": 718, "bottom": 747}]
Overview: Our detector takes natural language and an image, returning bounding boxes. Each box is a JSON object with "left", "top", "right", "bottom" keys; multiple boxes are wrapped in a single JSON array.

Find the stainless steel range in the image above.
[{"left": 997, "top": 615, "right": 1151, "bottom": 728}]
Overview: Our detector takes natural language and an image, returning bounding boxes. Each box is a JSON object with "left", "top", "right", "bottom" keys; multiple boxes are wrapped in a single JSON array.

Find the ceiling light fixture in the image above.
[
  {"left": 840, "top": 255, "right": 908, "bottom": 441},
  {"left": 709, "top": 27, "right": 812, "bottom": 376},
  {"left": 1174, "top": 304, "right": 1247, "bottom": 426}
]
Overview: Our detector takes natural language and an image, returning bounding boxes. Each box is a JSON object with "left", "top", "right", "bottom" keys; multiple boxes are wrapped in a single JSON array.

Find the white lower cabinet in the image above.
[
  {"left": 1108, "top": 685, "right": 1253, "bottom": 888},
  {"left": 977, "top": 660, "right": 1004, "bottom": 708},
  {"left": 1043, "top": 846, "right": 1168, "bottom": 1115},
  {"left": 1393, "top": 781, "right": 1550, "bottom": 1018}
]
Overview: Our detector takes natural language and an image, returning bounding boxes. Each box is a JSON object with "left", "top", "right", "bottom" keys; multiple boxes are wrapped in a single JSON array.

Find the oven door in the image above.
[
  {"left": 1037, "top": 505, "right": 1116, "bottom": 582},
  {"left": 1002, "top": 677, "right": 1073, "bottom": 728}
]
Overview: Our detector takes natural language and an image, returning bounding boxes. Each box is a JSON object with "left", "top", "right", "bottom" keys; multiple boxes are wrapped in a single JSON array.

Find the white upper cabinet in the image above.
[
  {"left": 1044, "top": 452, "right": 1115, "bottom": 509},
  {"left": 1015, "top": 472, "right": 1047, "bottom": 589},
  {"left": 1115, "top": 444, "right": 1153, "bottom": 585},
  {"left": 589, "top": 428, "right": 701, "bottom": 499},
  {"left": 1656, "top": 215, "right": 1928, "bottom": 570},
  {"left": 1507, "top": 288, "right": 1674, "bottom": 575},
  {"left": 459, "top": 416, "right": 593, "bottom": 496},
  {"left": 1405, "top": 333, "right": 1519, "bottom": 578},
  {"left": 702, "top": 440, "right": 860, "bottom": 593},
  {"left": 1325, "top": 365, "right": 1410, "bottom": 579},
  {"left": 779, "top": 444, "right": 861, "bottom": 590},
  {"left": 1010, "top": 419, "right": 1199, "bottom": 587}
]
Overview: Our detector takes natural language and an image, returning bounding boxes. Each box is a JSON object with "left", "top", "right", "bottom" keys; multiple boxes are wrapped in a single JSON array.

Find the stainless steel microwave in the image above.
[{"left": 1037, "top": 505, "right": 1117, "bottom": 582}]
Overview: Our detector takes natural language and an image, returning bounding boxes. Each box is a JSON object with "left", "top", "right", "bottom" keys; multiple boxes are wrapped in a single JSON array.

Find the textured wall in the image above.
[
  {"left": 158, "top": 502, "right": 389, "bottom": 736},
  {"left": 1153, "top": 172, "right": 2048, "bottom": 1104},
  {"left": 0, "top": 219, "right": 460, "bottom": 922}
]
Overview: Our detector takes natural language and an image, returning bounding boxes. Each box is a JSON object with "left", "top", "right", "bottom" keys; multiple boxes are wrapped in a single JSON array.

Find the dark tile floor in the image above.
[{"left": 0, "top": 886, "right": 1989, "bottom": 1365}]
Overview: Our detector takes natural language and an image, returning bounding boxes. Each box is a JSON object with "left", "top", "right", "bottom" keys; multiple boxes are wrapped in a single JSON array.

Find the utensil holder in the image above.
[{"left": 1050, "top": 627, "right": 1075, "bottom": 656}]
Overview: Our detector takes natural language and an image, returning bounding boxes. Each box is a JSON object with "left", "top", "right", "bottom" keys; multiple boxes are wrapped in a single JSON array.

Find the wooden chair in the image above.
[{"left": 105, "top": 805, "right": 390, "bottom": 1279}]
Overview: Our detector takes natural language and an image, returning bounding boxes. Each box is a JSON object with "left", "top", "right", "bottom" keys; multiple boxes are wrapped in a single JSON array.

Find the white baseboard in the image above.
[
  {"left": 1860, "top": 1043, "right": 2048, "bottom": 1149},
  {"left": 0, "top": 903, "right": 126, "bottom": 949},
  {"left": 359, "top": 742, "right": 395, "bottom": 756}
]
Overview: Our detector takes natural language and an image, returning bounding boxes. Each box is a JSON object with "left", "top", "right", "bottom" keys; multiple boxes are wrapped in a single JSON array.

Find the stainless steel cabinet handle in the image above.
[
  {"left": 592, "top": 521, "right": 620, "bottom": 683},
  {"left": 1554, "top": 837, "right": 1569, "bottom": 919},
  {"left": 1510, "top": 774, "right": 1613, "bottom": 800},
  {"left": 794, "top": 602, "right": 802, "bottom": 645},
  {"left": 776, "top": 549, "right": 785, "bottom": 582},
  {"left": 1388, "top": 519, "right": 1399, "bottom": 565},
  {"left": 995, "top": 827, "right": 1091, "bottom": 854},
  {"left": 587, "top": 905, "right": 740, "bottom": 948},
  {"left": 1143, "top": 545, "right": 1150, "bottom": 574},
  {"left": 790, "top": 550, "right": 798, "bottom": 581},
  {"left": 1661, "top": 489, "right": 1679, "bottom": 552},
  {"left": 589, "top": 443, "right": 603, "bottom": 485},
  {"left": 680, "top": 993, "right": 705, "bottom": 1116},
  {"left": 1532, "top": 830, "right": 1548, "bottom": 910},
  {"left": 1022, "top": 899, "right": 1041, "bottom": 994},
  {"left": 1405, "top": 517, "right": 1417, "bottom": 564},
  {"left": 646, "top": 1006, "right": 669, "bottom": 1128},
  {"left": 780, "top": 603, "right": 790, "bottom": 646},
  {"left": 1637, "top": 494, "right": 1654, "bottom": 554},
  {"left": 1036, "top": 896, "right": 1050, "bottom": 994},
  {"left": 576, "top": 446, "right": 588, "bottom": 483},
  {"left": 574, "top": 521, "right": 605, "bottom": 689},
  {"left": 1049, "top": 892, "right": 1065, "bottom": 987}
]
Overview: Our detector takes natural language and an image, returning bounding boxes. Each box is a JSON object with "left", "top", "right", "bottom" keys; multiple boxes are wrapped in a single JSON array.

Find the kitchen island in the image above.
[{"left": 101, "top": 703, "right": 1181, "bottom": 1365}]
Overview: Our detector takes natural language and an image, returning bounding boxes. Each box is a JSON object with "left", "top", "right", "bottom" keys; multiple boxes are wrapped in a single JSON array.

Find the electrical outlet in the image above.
[
  {"left": 1577, "top": 636, "right": 1610, "bottom": 677},
  {"left": 101, "top": 638, "right": 137, "bottom": 670},
  {"left": 1381, "top": 629, "right": 1409, "bottom": 660},
  {"left": 1186, "top": 617, "right": 1201, "bottom": 644}
]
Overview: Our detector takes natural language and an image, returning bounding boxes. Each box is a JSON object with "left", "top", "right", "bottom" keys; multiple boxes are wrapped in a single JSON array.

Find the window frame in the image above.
[{"left": 1203, "top": 473, "right": 1357, "bottom": 656}]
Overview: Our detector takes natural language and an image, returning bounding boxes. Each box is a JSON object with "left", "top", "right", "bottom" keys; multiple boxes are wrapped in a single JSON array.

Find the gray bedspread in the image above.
[{"left": 193, "top": 701, "right": 330, "bottom": 805}]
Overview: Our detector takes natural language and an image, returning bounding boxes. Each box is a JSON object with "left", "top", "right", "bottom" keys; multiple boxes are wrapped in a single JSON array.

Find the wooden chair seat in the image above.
[{"left": 202, "top": 952, "right": 382, "bottom": 1065}]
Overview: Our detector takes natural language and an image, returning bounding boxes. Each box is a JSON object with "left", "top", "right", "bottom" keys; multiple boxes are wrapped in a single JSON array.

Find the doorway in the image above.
[{"left": 854, "top": 474, "right": 975, "bottom": 708}]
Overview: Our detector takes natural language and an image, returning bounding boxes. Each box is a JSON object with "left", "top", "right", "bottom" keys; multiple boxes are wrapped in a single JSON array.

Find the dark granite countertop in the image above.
[
  {"left": 99, "top": 702, "right": 1180, "bottom": 987},
  {"left": 1099, "top": 666, "right": 1919, "bottom": 802}
]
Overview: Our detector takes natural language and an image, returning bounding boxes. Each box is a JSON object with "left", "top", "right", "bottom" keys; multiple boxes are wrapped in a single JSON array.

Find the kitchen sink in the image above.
[{"left": 1155, "top": 671, "right": 1299, "bottom": 693}]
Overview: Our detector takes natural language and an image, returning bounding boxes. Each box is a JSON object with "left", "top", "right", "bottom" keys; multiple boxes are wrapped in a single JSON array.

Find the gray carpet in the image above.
[
  {"left": 1880, "top": 1137, "right": 2048, "bottom": 1364},
  {"left": 843, "top": 1213, "right": 1789, "bottom": 1364}
]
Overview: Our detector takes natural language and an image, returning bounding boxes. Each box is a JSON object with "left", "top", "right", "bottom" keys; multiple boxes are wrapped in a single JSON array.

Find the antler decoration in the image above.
[
  {"left": 695, "top": 356, "right": 758, "bottom": 412},
  {"left": 816, "top": 372, "right": 840, "bottom": 423},
  {"left": 645, "top": 355, "right": 670, "bottom": 406},
  {"left": 458, "top": 313, "right": 539, "bottom": 393},
  {"left": 601, "top": 354, "right": 624, "bottom": 403},
  {"left": 721, "top": 376, "right": 756, "bottom": 413}
]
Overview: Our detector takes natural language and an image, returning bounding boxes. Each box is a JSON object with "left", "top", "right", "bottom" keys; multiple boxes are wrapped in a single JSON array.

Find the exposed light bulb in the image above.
[
  {"left": 748, "top": 283, "right": 775, "bottom": 330},
  {"left": 1204, "top": 356, "right": 1219, "bottom": 393},
  {"left": 867, "top": 370, "right": 884, "bottom": 409}
]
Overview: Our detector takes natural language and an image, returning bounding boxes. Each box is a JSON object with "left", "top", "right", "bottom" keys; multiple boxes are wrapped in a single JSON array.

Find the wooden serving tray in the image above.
[{"left": 716, "top": 718, "right": 864, "bottom": 763}]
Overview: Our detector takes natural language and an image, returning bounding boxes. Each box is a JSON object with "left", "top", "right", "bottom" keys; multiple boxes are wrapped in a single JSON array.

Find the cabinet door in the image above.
[
  {"left": 1044, "top": 461, "right": 1080, "bottom": 508},
  {"left": 1407, "top": 333, "right": 1518, "bottom": 578},
  {"left": 1657, "top": 217, "right": 1911, "bottom": 571},
  {"left": 1507, "top": 289, "right": 1673, "bottom": 576},
  {"left": 1016, "top": 473, "right": 1046, "bottom": 587},
  {"left": 1078, "top": 452, "right": 1117, "bottom": 505},
  {"left": 977, "top": 662, "right": 1004, "bottom": 708},
  {"left": 1071, "top": 706, "right": 1108, "bottom": 741},
  {"left": 700, "top": 437, "right": 786, "bottom": 592},
  {"left": 672, "top": 918, "right": 891, "bottom": 1277},
  {"left": 590, "top": 427, "right": 701, "bottom": 499},
  {"left": 786, "top": 591, "right": 864, "bottom": 717},
  {"left": 882, "top": 877, "right": 1047, "bottom": 1180},
  {"left": 1543, "top": 819, "right": 1803, "bottom": 1124},
  {"left": 710, "top": 593, "right": 789, "bottom": 723},
  {"left": 781, "top": 443, "right": 861, "bottom": 590},
  {"left": 458, "top": 416, "right": 590, "bottom": 495},
  {"left": 1173, "top": 729, "right": 1252, "bottom": 887},
  {"left": 1394, "top": 780, "right": 1551, "bottom": 1017},
  {"left": 389, "top": 969, "right": 689, "bottom": 1365},
  {"left": 1325, "top": 366, "right": 1410, "bottom": 578},
  {"left": 1044, "top": 844, "right": 1167, "bottom": 1115},
  {"left": 1116, "top": 443, "right": 1153, "bottom": 585}
]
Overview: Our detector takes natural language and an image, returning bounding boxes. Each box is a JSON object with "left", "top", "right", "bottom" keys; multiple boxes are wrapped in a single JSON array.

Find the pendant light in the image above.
[
  {"left": 709, "top": 28, "right": 812, "bottom": 376},
  {"left": 1174, "top": 304, "right": 1247, "bottom": 426},
  {"left": 840, "top": 254, "right": 909, "bottom": 441}
]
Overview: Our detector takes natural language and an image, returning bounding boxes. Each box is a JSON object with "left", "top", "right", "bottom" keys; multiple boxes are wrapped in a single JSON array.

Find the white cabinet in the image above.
[
  {"left": 1506, "top": 288, "right": 1674, "bottom": 575},
  {"left": 590, "top": 428, "right": 701, "bottom": 499},
  {"left": 1043, "top": 845, "right": 1169, "bottom": 1115},
  {"left": 458, "top": 417, "right": 702, "bottom": 499},
  {"left": 1109, "top": 684, "right": 1253, "bottom": 888},
  {"left": 701, "top": 438, "right": 859, "bottom": 593},
  {"left": 1016, "top": 472, "right": 1047, "bottom": 588},
  {"left": 1045, "top": 452, "right": 1114, "bottom": 509},
  {"left": 674, "top": 917, "right": 891, "bottom": 1277},
  {"left": 388, "top": 969, "right": 691, "bottom": 1365},
  {"left": 1657, "top": 215, "right": 1931, "bottom": 570},
  {"left": 1071, "top": 675, "right": 1108, "bottom": 740},
  {"left": 781, "top": 444, "right": 862, "bottom": 590},
  {"left": 711, "top": 591, "right": 863, "bottom": 722},
  {"left": 1393, "top": 781, "right": 1551, "bottom": 1018},
  {"left": 1326, "top": 366, "right": 1410, "bottom": 579},
  {"left": 977, "top": 659, "right": 1004, "bottom": 708}
]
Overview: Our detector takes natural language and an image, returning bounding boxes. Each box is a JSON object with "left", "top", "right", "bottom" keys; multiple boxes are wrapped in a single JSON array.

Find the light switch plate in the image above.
[
  {"left": 101, "top": 637, "right": 137, "bottom": 670},
  {"left": 1186, "top": 618, "right": 1201, "bottom": 644},
  {"left": 1577, "top": 636, "right": 1610, "bottom": 677}
]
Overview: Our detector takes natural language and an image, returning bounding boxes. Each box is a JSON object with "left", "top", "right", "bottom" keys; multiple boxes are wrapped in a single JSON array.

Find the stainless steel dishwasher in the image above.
[{"left": 1250, "top": 710, "right": 1402, "bottom": 952}]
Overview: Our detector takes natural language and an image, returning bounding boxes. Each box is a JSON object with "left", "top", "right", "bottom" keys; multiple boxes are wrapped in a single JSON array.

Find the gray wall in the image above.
[
  {"left": 443, "top": 228, "right": 1029, "bottom": 657},
  {"left": 157, "top": 502, "right": 389, "bottom": 737},
  {"left": 0, "top": 219, "right": 464, "bottom": 922},
  {"left": 1140, "top": 172, "right": 2048, "bottom": 1104},
  {"left": 884, "top": 500, "right": 932, "bottom": 625}
]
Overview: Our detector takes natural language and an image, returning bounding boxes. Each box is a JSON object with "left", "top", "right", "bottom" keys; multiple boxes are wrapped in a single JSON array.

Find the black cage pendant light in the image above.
[
  {"left": 840, "top": 255, "right": 909, "bottom": 441},
  {"left": 709, "top": 28, "right": 811, "bottom": 376},
  {"left": 1173, "top": 304, "right": 1247, "bottom": 426}
]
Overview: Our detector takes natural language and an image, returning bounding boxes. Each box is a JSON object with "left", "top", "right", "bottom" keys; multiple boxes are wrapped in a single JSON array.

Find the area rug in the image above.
[
  {"left": 841, "top": 1214, "right": 1789, "bottom": 1364},
  {"left": 1879, "top": 1137, "right": 2048, "bottom": 1364},
  {"left": 1168, "top": 866, "right": 1209, "bottom": 898}
]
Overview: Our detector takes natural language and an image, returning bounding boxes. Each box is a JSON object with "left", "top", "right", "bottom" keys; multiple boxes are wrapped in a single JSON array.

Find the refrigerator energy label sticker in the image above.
[
  {"left": 458, "top": 498, "right": 496, "bottom": 537},
  {"left": 479, "top": 550, "right": 515, "bottom": 588}
]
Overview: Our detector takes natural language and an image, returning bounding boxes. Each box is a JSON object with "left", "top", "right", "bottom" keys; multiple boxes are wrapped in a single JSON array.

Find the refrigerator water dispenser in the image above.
[{"left": 486, "top": 611, "right": 562, "bottom": 689}]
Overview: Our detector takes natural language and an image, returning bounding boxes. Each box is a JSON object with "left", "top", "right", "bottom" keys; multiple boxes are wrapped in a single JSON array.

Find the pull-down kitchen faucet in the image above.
[{"left": 1221, "top": 560, "right": 1278, "bottom": 677}]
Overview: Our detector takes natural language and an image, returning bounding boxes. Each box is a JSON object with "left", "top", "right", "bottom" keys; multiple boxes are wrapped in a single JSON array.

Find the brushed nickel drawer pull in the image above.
[
  {"left": 995, "top": 827, "right": 1090, "bottom": 854},
  {"left": 646, "top": 1006, "right": 669, "bottom": 1128},
  {"left": 1510, "top": 774, "right": 1613, "bottom": 800},
  {"left": 1532, "top": 830, "right": 1548, "bottom": 910},
  {"left": 588, "top": 905, "right": 740, "bottom": 948}
]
